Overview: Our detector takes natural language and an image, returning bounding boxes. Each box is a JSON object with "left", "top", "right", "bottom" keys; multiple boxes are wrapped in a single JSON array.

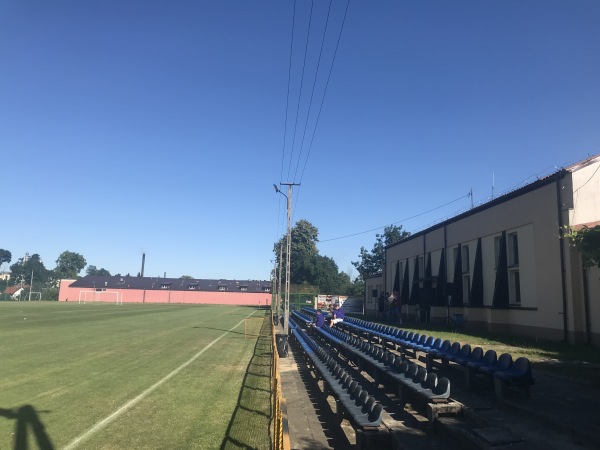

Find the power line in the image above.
[
  {"left": 286, "top": 0, "right": 315, "bottom": 182},
  {"left": 292, "top": 0, "right": 351, "bottom": 223},
  {"left": 279, "top": 0, "right": 351, "bottom": 226},
  {"left": 292, "top": 0, "right": 334, "bottom": 182},
  {"left": 298, "top": 0, "right": 351, "bottom": 185},
  {"left": 279, "top": 0, "right": 298, "bottom": 184},
  {"left": 319, "top": 193, "right": 471, "bottom": 243}
]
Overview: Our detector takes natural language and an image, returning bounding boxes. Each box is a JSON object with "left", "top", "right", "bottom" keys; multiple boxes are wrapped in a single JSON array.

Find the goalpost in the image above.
[
  {"left": 28, "top": 292, "right": 42, "bottom": 301},
  {"left": 78, "top": 290, "right": 123, "bottom": 305}
]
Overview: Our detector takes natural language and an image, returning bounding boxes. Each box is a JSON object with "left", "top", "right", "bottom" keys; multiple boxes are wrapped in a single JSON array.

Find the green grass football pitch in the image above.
[{"left": 0, "top": 302, "right": 272, "bottom": 449}]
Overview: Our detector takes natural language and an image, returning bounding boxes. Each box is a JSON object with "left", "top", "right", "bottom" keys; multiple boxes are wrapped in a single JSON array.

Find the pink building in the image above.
[{"left": 59, "top": 275, "right": 272, "bottom": 307}]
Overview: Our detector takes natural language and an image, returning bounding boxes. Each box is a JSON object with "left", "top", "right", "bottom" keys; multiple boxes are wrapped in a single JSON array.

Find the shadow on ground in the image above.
[
  {"left": 294, "top": 355, "right": 355, "bottom": 449},
  {"left": 220, "top": 315, "right": 272, "bottom": 450},
  {"left": 0, "top": 405, "right": 54, "bottom": 450}
]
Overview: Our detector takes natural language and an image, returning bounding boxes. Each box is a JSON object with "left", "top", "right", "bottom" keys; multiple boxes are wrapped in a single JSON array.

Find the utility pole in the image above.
[
  {"left": 28, "top": 270, "right": 33, "bottom": 301},
  {"left": 277, "top": 244, "right": 283, "bottom": 324},
  {"left": 274, "top": 182, "right": 300, "bottom": 338}
]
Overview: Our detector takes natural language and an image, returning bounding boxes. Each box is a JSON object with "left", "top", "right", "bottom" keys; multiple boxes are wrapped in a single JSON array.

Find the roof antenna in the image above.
[{"left": 141, "top": 252, "right": 145, "bottom": 278}]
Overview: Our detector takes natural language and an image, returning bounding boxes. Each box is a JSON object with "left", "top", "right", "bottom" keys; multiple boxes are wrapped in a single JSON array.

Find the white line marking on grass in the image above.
[{"left": 62, "top": 310, "right": 257, "bottom": 450}]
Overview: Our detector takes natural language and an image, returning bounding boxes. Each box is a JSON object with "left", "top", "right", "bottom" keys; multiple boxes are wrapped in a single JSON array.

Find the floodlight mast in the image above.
[{"left": 274, "top": 182, "right": 300, "bottom": 337}]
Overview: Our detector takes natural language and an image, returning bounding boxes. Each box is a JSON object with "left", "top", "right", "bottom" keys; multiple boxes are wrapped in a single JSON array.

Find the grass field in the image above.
[{"left": 0, "top": 302, "right": 272, "bottom": 450}]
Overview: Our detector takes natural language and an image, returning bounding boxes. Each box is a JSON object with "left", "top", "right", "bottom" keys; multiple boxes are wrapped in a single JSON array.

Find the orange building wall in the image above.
[{"left": 58, "top": 279, "right": 271, "bottom": 307}]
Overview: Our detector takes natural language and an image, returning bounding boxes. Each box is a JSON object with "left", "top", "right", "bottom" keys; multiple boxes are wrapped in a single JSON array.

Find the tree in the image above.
[
  {"left": 54, "top": 251, "right": 87, "bottom": 279},
  {"left": 352, "top": 225, "right": 410, "bottom": 281},
  {"left": 346, "top": 277, "right": 365, "bottom": 297},
  {"left": 0, "top": 249, "right": 11, "bottom": 291},
  {"left": 274, "top": 219, "right": 319, "bottom": 285},
  {"left": 564, "top": 225, "right": 600, "bottom": 268},
  {"left": 86, "top": 265, "right": 111, "bottom": 276},
  {"left": 180, "top": 275, "right": 194, "bottom": 279},
  {"left": 313, "top": 254, "right": 350, "bottom": 294},
  {"left": 10, "top": 253, "right": 51, "bottom": 286},
  {"left": 0, "top": 249, "right": 11, "bottom": 268},
  {"left": 273, "top": 219, "right": 352, "bottom": 293}
]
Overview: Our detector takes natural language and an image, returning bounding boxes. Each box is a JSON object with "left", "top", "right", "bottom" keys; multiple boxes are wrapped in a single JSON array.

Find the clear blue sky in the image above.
[{"left": 1, "top": 1, "right": 599, "bottom": 281}]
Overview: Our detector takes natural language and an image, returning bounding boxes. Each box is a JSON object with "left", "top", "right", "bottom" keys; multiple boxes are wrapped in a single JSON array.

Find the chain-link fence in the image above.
[{"left": 271, "top": 292, "right": 317, "bottom": 321}]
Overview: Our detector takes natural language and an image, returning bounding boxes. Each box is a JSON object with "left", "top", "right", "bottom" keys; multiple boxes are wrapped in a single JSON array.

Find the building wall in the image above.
[
  {"left": 586, "top": 266, "right": 600, "bottom": 346},
  {"left": 364, "top": 275, "right": 382, "bottom": 316},
  {"left": 385, "top": 176, "right": 571, "bottom": 342},
  {"left": 569, "top": 158, "right": 600, "bottom": 227},
  {"left": 58, "top": 279, "right": 271, "bottom": 307}
]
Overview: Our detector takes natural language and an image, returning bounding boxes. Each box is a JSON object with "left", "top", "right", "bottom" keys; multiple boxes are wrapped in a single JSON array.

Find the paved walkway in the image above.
[{"left": 279, "top": 343, "right": 354, "bottom": 449}]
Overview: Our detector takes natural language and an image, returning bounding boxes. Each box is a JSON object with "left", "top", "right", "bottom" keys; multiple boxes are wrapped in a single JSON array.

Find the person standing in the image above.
[
  {"left": 394, "top": 291, "right": 402, "bottom": 324},
  {"left": 377, "top": 292, "right": 385, "bottom": 321},
  {"left": 386, "top": 291, "right": 395, "bottom": 322}
]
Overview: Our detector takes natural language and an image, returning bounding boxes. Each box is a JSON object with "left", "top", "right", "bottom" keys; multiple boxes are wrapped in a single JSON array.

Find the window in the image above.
[
  {"left": 508, "top": 232, "right": 519, "bottom": 267},
  {"left": 263, "top": 286, "right": 271, "bottom": 292},
  {"left": 188, "top": 284, "right": 197, "bottom": 290},
  {"left": 462, "top": 274, "right": 471, "bottom": 304},
  {"left": 218, "top": 285, "right": 227, "bottom": 291},
  {"left": 160, "top": 283, "right": 170, "bottom": 289},
  {"left": 507, "top": 232, "right": 521, "bottom": 304},
  {"left": 239, "top": 286, "right": 248, "bottom": 291},
  {"left": 509, "top": 270, "right": 521, "bottom": 304},
  {"left": 462, "top": 245, "right": 470, "bottom": 273},
  {"left": 453, "top": 247, "right": 459, "bottom": 270},
  {"left": 399, "top": 261, "right": 404, "bottom": 287},
  {"left": 494, "top": 236, "right": 501, "bottom": 268}
]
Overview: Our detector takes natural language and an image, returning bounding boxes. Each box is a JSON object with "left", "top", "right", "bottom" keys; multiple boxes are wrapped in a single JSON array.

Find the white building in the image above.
[{"left": 379, "top": 154, "right": 600, "bottom": 346}]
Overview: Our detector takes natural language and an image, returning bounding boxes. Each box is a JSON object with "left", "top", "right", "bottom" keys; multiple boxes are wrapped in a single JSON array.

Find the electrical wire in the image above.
[
  {"left": 291, "top": 0, "right": 351, "bottom": 224},
  {"left": 319, "top": 193, "right": 471, "bottom": 243},
  {"left": 298, "top": 0, "right": 351, "bottom": 185},
  {"left": 292, "top": 0, "right": 334, "bottom": 182},
  {"left": 279, "top": 0, "right": 298, "bottom": 184},
  {"left": 286, "top": 0, "right": 315, "bottom": 182}
]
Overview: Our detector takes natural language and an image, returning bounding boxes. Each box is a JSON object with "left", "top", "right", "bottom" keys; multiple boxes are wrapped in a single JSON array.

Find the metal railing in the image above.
[{"left": 271, "top": 311, "right": 290, "bottom": 450}]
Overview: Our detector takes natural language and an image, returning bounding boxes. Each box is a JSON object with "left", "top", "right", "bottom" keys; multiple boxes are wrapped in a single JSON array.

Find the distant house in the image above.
[
  {"left": 381, "top": 153, "right": 600, "bottom": 346},
  {"left": 0, "top": 272, "right": 10, "bottom": 281},
  {"left": 5, "top": 285, "right": 26, "bottom": 300},
  {"left": 58, "top": 275, "right": 272, "bottom": 306}
]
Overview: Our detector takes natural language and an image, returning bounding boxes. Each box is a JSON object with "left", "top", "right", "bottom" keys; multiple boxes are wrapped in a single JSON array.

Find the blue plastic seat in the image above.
[
  {"left": 423, "top": 338, "right": 443, "bottom": 354},
  {"left": 455, "top": 346, "right": 483, "bottom": 366},
  {"left": 439, "top": 342, "right": 461, "bottom": 361},
  {"left": 447, "top": 344, "right": 471, "bottom": 363},
  {"left": 494, "top": 357, "right": 534, "bottom": 386},
  {"left": 466, "top": 349, "right": 497, "bottom": 370},
  {"left": 479, "top": 353, "right": 512, "bottom": 375},
  {"left": 413, "top": 336, "right": 434, "bottom": 352}
]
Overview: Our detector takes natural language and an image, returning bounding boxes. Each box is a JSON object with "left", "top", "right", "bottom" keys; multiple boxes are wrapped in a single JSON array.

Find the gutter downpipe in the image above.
[
  {"left": 583, "top": 268, "right": 592, "bottom": 345},
  {"left": 444, "top": 225, "right": 449, "bottom": 325},
  {"left": 556, "top": 173, "right": 569, "bottom": 342},
  {"left": 383, "top": 247, "right": 387, "bottom": 305}
]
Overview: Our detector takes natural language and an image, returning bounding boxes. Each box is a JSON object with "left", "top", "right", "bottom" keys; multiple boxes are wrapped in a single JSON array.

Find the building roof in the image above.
[
  {"left": 364, "top": 273, "right": 383, "bottom": 280},
  {"left": 565, "top": 153, "right": 600, "bottom": 173},
  {"left": 5, "top": 286, "right": 26, "bottom": 295},
  {"left": 69, "top": 275, "right": 272, "bottom": 293}
]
